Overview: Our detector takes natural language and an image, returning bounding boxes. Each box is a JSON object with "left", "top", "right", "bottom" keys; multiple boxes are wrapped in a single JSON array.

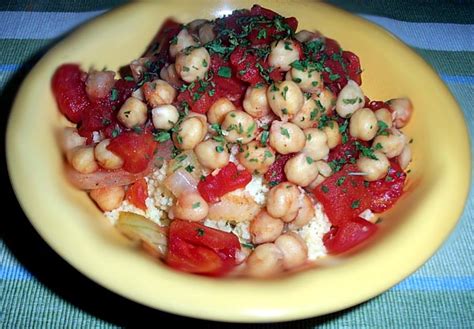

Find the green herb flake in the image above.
[
  {"left": 342, "top": 97, "right": 359, "bottom": 105},
  {"left": 336, "top": 176, "right": 346, "bottom": 186},
  {"left": 110, "top": 88, "right": 119, "bottom": 101},
  {"left": 257, "top": 29, "right": 267, "bottom": 40},
  {"left": 281, "top": 86, "right": 289, "bottom": 100},
  {"left": 351, "top": 199, "right": 361, "bottom": 209},
  {"left": 264, "top": 150, "right": 273, "bottom": 159},
  {"left": 202, "top": 59, "right": 208, "bottom": 67},
  {"left": 217, "top": 66, "right": 232, "bottom": 78},
  {"left": 123, "top": 76, "right": 134, "bottom": 81},
  {"left": 215, "top": 145, "right": 225, "bottom": 153},
  {"left": 185, "top": 165, "right": 195, "bottom": 173},
  {"left": 306, "top": 157, "right": 314, "bottom": 165},
  {"left": 329, "top": 73, "right": 340, "bottom": 81},
  {"left": 242, "top": 242, "right": 255, "bottom": 250},
  {"left": 196, "top": 227, "right": 205, "bottom": 236},
  {"left": 280, "top": 127, "right": 290, "bottom": 138},
  {"left": 154, "top": 131, "right": 171, "bottom": 143}
]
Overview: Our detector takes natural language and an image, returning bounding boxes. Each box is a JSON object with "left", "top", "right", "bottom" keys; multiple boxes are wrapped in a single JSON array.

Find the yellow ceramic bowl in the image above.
[{"left": 6, "top": 0, "right": 471, "bottom": 322}]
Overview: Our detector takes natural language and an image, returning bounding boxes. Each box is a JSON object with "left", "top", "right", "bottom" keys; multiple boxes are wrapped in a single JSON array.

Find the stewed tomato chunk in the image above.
[
  {"left": 323, "top": 217, "right": 378, "bottom": 254},
  {"left": 166, "top": 220, "right": 241, "bottom": 276},
  {"left": 198, "top": 162, "right": 252, "bottom": 203},
  {"left": 125, "top": 178, "right": 148, "bottom": 210},
  {"left": 107, "top": 132, "right": 156, "bottom": 173}
]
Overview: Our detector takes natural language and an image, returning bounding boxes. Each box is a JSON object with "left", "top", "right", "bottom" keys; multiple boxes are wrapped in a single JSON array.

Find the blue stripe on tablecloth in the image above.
[
  {"left": 2, "top": 262, "right": 472, "bottom": 291},
  {"left": 360, "top": 14, "right": 474, "bottom": 51},
  {"left": 0, "top": 11, "right": 473, "bottom": 52},
  {"left": 0, "top": 11, "right": 105, "bottom": 39}
]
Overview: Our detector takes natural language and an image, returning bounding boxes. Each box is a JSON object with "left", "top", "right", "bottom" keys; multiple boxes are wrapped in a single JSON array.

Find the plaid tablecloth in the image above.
[{"left": 1, "top": 1, "right": 473, "bottom": 327}]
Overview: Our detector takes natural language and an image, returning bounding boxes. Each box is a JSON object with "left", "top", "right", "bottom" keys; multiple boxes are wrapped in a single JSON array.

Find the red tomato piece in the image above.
[
  {"left": 342, "top": 51, "right": 362, "bottom": 85},
  {"left": 327, "top": 137, "right": 362, "bottom": 166},
  {"left": 367, "top": 100, "right": 388, "bottom": 111},
  {"left": 323, "top": 217, "right": 378, "bottom": 254},
  {"left": 230, "top": 46, "right": 265, "bottom": 85},
  {"left": 368, "top": 162, "right": 407, "bottom": 213},
  {"left": 126, "top": 178, "right": 148, "bottom": 210},
  {"left": 167, "top": 220, "right": 241, "bottom": 276},
  {"left": 198, "top": 162, "right": 252, "bottom": 203},
  {"left": 264, "top": 153, "right": 295, "bottom": 186},
  {"left": 52, "top": 64, "right": 91, "bottom": 123},
  {"left": 250, "top": 4, "right": 279, "bottom": 18},
  {"left": 107, "top": 132, "right": 156, "bottom": 174},
  {"left": 313, "top": 164, "right": 371, "bottom": 225}
]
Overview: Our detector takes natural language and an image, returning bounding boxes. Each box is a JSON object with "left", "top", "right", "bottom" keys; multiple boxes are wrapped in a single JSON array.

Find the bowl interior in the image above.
[{"left": 6, "top": 0, "right": 470, "bottom": 322}]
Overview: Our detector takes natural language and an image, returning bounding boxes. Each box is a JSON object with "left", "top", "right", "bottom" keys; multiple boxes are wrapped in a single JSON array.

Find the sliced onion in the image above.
[
  {"left": 153, "top": 139, "right": 174, "bottom": 167},
  {"left": 166, "top": 150, "right": 202, "bottom": 180},
  {"left": 65, "top": 164, "right": 152, "bottom": 190},
  {"left": 208, "top": 189, "right": 261, "bottom": 223},
  {"left": 85, "top": 70, "right": 116, "bottom": 99},
  {"left": 163, "top": 168, "right": 198, "bottom": 197},
  {"left": 116, "top": 212, "right": 168, "bottom": 258}
]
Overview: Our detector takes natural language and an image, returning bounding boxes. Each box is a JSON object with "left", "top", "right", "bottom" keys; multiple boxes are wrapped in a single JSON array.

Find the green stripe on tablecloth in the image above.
[
  {"left": 0, "top": 39, "right": 53, "bottom": 65},
  {"left": 0, "top": 0, "right": 127, "bottom": 12},
  {"left": 1, "top": 279, "right": 473, "bottom": 328},
  {"left": 1, "top": 40, "right": 473, "bottom": 78},
  {"left": 327, "top": 0, "right": 474, "bottom": 24},
  {"left": 413, "top": 48, "right": 474, "bottom": 76}
]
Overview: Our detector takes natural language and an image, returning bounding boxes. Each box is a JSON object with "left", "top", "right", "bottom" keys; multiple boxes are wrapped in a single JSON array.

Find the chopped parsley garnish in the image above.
[
  {"left": 351, "top": 199, "right": 361, "bottom": 209},
  {"left": 257, "top": 29, "right": 267, "bottom": 40},
  {"left": 111, "top": 128, "right": 120, "bottom": 138},
  {"left": 217, "top": 66, "right": 232, "bottom": 78},
  {"left": 102, "top": 118, "right": 111, "bottom": 126},
  {"left": 355, "top": 141, "right": 379, "bottom": 160},
  {"left": 321, "top": 185, "right": 329, "bottom": 193},
  {"left": 123, "top": 75, "right": 134, "bottom": 81},
  {"left": 215, "top": 145, "right": 225, "bottom": 153},
  {"left": 202, "top": 59, "right": 208, "bottom": 67},
  {"left": 280, "top": 127, "right": 290, "bottom": 138},
  {"left": 110, "top": 88, "right": 118, "bottom": 101},
  {"left": 336, "top": 176, "right": 346, "bottom": 186},
  {"left": 329, "top": 73, "right": 340, "bottom": 81},
  {"left": 242, "top": 242, "right": 255, "bottom": 249},
  {"left": 377, "top": 120, "right": 389, "bottom": 136},
  {"left": 260, "top": 130, "right": 269, "bottom": 146},
  {"left": 154, "top": 131, "right": 171, "bottom": 142},
  {"left": 306, "top": 156, "right": 314, "bottom": 165},
  {"left": 264, "top": 150, "right": 274, "bottom": 159},
  {"left": 342, "top": 97, "right": 359, "bottom": 105},
  {"left": 185, "top": 165, "right": 195, "bottom": 173},
  {"left": 196, "top": 227, "right": 205, "bottom": 236},
  {"left": 281, "top": 86, "right": 289, "bottom": 100}
]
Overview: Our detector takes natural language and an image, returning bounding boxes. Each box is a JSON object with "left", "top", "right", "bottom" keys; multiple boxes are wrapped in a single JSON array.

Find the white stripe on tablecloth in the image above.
[
  {"left": 360, "top": 14, "right": 474, "bottom": 52},
  {"left": 0, "top": 11, "right": 106, "bottom": 39}
]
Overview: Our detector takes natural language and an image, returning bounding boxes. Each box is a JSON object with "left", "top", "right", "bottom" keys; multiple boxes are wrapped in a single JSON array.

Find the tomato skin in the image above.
[
  {"left": 264, "top": 153, "right": 295, "bottom": 186},
  {"left": 342, "top": 51, "right": 362, "bottom": 85},
  {"left": 52, "top": 64, "right": 91, "bottom": 123},
  {"left": 107, "top": 132, "right": 156, "bottom": 174},
  {"left": 126, "top": 178, "right": 148, "bottom": 210},
  {"left": 198, "top": 162, "right": 252, "bottom": 203},
  {"left": 368, "top": 162, "right": 406, "bottom": 213},
  {"left": 167, "top": 220, "right": 241, "bottom": 276},
  {"left": 323, "top": 217, "right": 378, "bottom": 254},
  {"left": 313, "top": 164, "right": 371, "bottom": 225}
]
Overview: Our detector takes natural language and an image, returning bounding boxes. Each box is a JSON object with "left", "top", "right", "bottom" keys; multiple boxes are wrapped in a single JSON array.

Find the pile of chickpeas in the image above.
[{"left": 61, "top": 19, "right": 413, "bottom": 276}]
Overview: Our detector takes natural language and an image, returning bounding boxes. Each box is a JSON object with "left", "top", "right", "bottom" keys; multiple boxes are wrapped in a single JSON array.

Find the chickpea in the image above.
[
  {"left": 60, "top": 127, "right": 86, "bottom": 153},
  {"left": 317, "top": 88, "right": 336, "bottom": 115},
  {"left": 269, "top": 121, "right": 306, "bottom": 154},
  {"left": 169, "top": 28, "right": 199, "bottom": 58},
  {"left": 198, "top": 23, "right": 216, "bottom": 44},
  {"left": 322, "top": 121, "right": 341, "bottom": 149},
  {"left": 142, "top": 79, "right": 177, "bottom": 107},
  {"left": 243, "top": 85, "right": 271, "bottom": 118},
  {"left": 284, "top": 152, "right": 319, "bottom": 187},
  {"left": 151, "top": 104, "right": 179, "bottom": 130},
  {"left": 221, "top": 110, "right": 257, "bottom": 144},
  {"left": 315, "top": 160, "right": 332, "bottom": 177},
  {"left": 307, "top": 174, "right": 326, "bottom": 190},
  {"left": 89, "top": 186, "right": 125, "bottom": 212},
  {"left": 289, "top": 66, "right": 322, "bottom": 93},
  {"left": 398, "top": 144, "right": 412, "bottom": 170},
  {"left": 94, "top": 139, "right": 123, "bottom": 170},
  {"left": 69, "top": 146, "right": 99, "bottom": 174},
  {"left": 237, "top": 141, "right": 275, "bottom": 174},
  {"left": 372, "top": 129, "right": 407, "bottom": 158},
  {"left": 173, "top": 117, "right": 206, "bottom": 150},
  {"left": 294, "top": 30, "right": 320, "bottom": 43},
  {"left": 250, "top": 211, "right": 284, "bottom": 244},
  {"left": 129, "top": 57, "right": 148, "bottom": 81},
  {"left": 117, "top": 97, "right": 148, "bottom": 129},
  {"left": 268, "top": 39, "right": 300, "bottom": 72},
  {"left": 288, "top": 194, "right": 315, "bottom": 230},
  {"left": 388, "top": 97, "right": 413, "bottom": 128},
  {"left": 159, "top": 64, "right": 181, "bottom": 87},
  {"left": 266, "top": 182, "right": 300, "bottom": 219},
  {"left": 207, "top": 98, "right": 236, "bottom": 124},
  {"left": 349, "top": 108, "right": 378, "bottom": 141},
  {"left": 267, "top": 81, "right": 304, "bottom": 120},
  {"left": 357, "top": 151, "right": 390, "bottom": 181},
  {"left": 375, "top": 108, "right": 392, "bottom": 129},
  {"left": 171, "top": 192, "right": 208, "bottom": 222},
  {"left": 194, "top": 139, "right": 230, "bottom": 170},
  {"left": 290, "top": 96, "right": 321, "bottom": 129},
  {"left": 303, "top": 128, "right": 329, "bottom": 161},
  {"left": 245, "top": 243, "right": 284, "bottom": 278},
  {"left": 175, "top": 47, "right": 211, "bottom": 83},
  {"left": 187, "top": 19, "right": 207, "bottom": 31},
  {"left": 274, "top": 233, "right": 308, "bottom": 270},
  {"left": 335, "top": 80, "right": 364, "bottom": 118}
]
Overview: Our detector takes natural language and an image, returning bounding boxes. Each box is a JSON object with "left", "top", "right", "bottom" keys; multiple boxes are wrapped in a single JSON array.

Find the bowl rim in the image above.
[{"left": 6, "top": 0, "right": 471, "bottom": 323}]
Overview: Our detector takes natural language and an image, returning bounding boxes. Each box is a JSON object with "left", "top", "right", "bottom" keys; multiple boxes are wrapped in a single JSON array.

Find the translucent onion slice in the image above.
[
  {"left": 163, "top": 168, "right": 198, "bottom": 197},
  {"left": 116, "top": 212, "right": 168, "bottom": 258}
]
